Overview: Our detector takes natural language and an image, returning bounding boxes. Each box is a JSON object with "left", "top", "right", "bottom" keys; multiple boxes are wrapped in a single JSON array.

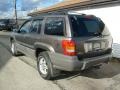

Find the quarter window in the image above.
[{"left": 44, "top": 17, "right": 64, "bottom": 36}]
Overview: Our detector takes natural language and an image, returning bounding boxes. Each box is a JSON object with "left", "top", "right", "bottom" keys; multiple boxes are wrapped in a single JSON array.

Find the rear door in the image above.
[{"left": 42, "top": 17, "right": 66, "bottom": 53}]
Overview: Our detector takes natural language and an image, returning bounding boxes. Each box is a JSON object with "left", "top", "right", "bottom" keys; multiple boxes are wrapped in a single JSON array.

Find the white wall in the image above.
[{"left": 76, "top": 6, "right": 120, "bottom": 58}]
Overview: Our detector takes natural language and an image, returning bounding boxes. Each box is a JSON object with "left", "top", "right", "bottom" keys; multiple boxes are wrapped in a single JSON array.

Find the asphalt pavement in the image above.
[{"left": 0, "top": 31, "right": 120, "bottom": 90}]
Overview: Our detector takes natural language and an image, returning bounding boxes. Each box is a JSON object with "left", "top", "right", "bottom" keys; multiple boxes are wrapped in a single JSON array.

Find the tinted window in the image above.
[
  {"left": 19, "top": 21, "right": 31, "bottom": 33},
  {"left": 30, "top": 19, "right": 43, "bottom": 33},
  {"left": 69, "top": 15, "right": 106, "bottom": 37},
  {"left": 45, "top": 17, "right": 64, "bottom": 36}
]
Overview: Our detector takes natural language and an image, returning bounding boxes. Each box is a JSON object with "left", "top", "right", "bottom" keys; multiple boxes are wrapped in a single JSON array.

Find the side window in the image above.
[
  {"left": 19, "top": 21, "right": 31, "bottom": 33},
  {"left": 44, "top": 17, "right": 64, "bottom": 36},
  {"left": 30, "top": 19, "right": 43, "bottom": 33}
]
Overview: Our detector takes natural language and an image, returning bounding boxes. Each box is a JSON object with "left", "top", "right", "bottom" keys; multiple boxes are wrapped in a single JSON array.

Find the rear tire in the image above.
[{"left": 37, "top": 52, "right": 60, "bottom": 80}]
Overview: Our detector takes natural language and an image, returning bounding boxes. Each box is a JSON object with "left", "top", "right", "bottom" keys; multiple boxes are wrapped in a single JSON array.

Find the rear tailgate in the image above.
[{"left": 72, "top": 36, "right": 112, "bottom": 59}]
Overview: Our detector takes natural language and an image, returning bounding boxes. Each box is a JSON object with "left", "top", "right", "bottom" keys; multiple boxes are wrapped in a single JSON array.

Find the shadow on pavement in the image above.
[
  {"left": 53, "top": 62, "right": 120, "bottom": 80},
  {"left": 0, "top": 39, "right": 12, "bottom": 70}
]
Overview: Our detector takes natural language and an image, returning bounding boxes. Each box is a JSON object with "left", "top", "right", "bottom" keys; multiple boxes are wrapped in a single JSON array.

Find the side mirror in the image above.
[{"left": 13, "top": 29, "right": 18, "bottom": 33}]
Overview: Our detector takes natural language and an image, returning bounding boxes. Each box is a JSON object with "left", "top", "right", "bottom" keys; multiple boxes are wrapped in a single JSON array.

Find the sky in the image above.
[{"left": 0, "top": 0, "right": 63, "bottom": 19}]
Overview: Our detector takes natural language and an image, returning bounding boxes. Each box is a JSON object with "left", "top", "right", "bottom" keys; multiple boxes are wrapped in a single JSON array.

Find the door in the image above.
[
  {"left": 15, "top": 20, "right": 31, "bottom": 53},
  {"left": 43, "top": 17, "right": 65, "bottom": 53},
  {"left": 23, "top": 19, "right": 44, "bottom": 57},
  {"left": 68, "top": 15, "right": 111, "bottom": 56},
  {"left": 24, "top": 19, "right": 44, "bottom": 48}
]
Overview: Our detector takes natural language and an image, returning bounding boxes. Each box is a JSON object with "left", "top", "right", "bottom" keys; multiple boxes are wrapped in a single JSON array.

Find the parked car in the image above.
[
  {"left": 10, "top": 13, "right": 113, "bottom": 80},
  {"left": 0, "top": 19, "right": 15, "bottom": 31}
]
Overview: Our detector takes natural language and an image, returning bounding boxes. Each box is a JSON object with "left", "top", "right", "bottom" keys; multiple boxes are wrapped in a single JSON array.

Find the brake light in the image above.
[
  {"left": 85, "top": 15, "right": 93, "bottom": 19},
  {"left": 62, "top": 40, "right": 76, "bottom": 56}
]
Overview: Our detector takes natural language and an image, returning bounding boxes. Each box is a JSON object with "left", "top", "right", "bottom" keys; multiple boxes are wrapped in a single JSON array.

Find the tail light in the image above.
[
  {"left": 62, "top": 40, "right": 76, "bottom": 56},
  {"left": 85, "top": 15, "right": 94, "bottom": 19}
]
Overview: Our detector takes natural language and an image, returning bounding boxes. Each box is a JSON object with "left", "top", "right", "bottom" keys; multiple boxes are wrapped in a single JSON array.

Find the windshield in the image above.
[{"left": 69, "top": 15, "right": 108, "bottom": 37}]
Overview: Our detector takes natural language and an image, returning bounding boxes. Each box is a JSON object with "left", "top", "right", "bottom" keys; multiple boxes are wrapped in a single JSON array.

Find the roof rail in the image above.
[{"left": 35, "top": 11, "right": 68, "bottom": 16}]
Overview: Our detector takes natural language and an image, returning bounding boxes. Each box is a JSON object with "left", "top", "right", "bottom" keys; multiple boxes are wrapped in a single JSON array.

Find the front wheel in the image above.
[{"left": 11, "top": 41, "right": 18, "bottom": 56}]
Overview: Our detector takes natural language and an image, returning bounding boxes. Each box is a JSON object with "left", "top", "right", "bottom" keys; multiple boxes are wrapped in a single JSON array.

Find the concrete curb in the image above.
[{"left": 0, "top": 31, "right": 11, "bottom": 37}]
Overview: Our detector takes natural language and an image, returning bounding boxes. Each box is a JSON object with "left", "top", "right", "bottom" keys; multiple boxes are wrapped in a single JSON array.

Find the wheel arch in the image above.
[{"left": 34, "top": 42, "right": 55, "bottom": 58}]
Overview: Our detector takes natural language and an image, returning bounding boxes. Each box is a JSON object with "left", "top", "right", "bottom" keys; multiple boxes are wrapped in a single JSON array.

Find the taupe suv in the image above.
[{"left": 10, "top": 13, "right": 112, "bottom": 80}]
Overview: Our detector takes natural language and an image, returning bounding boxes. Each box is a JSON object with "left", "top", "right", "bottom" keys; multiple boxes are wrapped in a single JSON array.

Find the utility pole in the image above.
[{"left": 14, "top": 0, "right": 18, "bottom": 28}]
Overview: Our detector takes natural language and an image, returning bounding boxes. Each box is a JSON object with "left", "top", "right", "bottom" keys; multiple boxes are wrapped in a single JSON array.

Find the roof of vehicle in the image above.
[{"left": 29, "top": 13, "right": 88, "bottom": 20}]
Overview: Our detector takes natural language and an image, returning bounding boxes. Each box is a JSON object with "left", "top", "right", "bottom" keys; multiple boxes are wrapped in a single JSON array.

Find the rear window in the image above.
[{"left": 69, "top": 15, "right": 107, "bottom": 37}]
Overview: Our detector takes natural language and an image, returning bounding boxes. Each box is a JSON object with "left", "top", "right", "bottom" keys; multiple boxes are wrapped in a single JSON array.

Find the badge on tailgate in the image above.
[{"left": 93, "top": 43, "right": 100, "bottom": 50}]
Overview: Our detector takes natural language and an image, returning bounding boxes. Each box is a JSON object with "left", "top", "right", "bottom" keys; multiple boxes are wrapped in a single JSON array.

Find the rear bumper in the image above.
[
  {"left": 48, "top": 52, "right": 112, "bottom": 71},
  {"left": 80, "top": 54, "right": 112, "bottom": 70}
]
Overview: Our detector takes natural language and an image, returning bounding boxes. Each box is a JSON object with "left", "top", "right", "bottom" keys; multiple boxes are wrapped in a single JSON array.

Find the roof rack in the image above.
[
  {"left": 30, "top": 11, "right": 87, "bottom": 16},
  {"left": 28, "top": 0, "right": 120, "bottom": 17},
  {"left": 33, "top": 11, "right": 68, "bottom": 16}
]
